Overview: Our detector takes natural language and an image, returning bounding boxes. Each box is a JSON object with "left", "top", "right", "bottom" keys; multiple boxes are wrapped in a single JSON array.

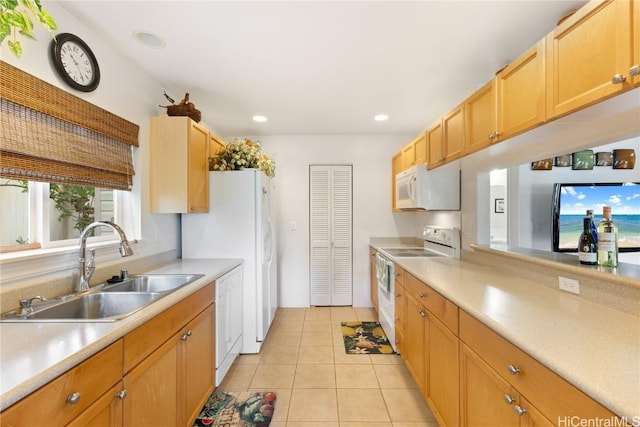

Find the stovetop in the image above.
[{"left": 379, "top": 248, "right": 445, "bottom": 258}]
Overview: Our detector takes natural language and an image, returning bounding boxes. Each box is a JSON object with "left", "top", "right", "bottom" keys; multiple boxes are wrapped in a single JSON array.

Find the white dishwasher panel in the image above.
[{"left": 215, "top": 265, "right": 243, "bottom": 386}]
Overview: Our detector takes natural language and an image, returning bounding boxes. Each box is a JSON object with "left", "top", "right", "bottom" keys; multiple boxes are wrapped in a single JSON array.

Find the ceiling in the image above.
[{"left": 59, "top": 1, "right": 587, "bottom": 137}]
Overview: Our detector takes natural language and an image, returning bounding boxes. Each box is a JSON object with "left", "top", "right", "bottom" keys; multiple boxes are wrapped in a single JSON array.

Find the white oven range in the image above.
[{"left": 376, "top": 226, "right": 460, "bottom": 353}]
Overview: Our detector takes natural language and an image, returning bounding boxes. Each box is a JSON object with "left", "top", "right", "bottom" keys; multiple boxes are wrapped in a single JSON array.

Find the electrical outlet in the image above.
[{"left": 559, "top": 276, "right": 580, "bottom": 295}]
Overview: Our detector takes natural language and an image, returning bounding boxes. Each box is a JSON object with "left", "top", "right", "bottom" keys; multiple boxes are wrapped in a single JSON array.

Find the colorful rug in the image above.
[
  {"left": 340, "top": 321, "right": 395, "bottom": 354},
  {"left": 193, "top": 390, "right": 276, "bottom": 427}
]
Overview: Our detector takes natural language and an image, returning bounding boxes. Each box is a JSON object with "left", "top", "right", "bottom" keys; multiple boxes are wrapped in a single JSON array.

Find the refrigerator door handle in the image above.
[{"left": 266, "top": 217, "right": 275, "bottom": 264}]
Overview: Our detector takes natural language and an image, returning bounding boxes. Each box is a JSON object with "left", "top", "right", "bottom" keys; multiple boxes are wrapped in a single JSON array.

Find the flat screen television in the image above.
[{"left": 552, "top": 182, "right": 640, "bottom": 253}]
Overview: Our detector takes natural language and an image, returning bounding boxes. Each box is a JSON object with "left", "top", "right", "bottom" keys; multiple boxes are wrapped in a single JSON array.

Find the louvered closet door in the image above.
[{"left": 310, "top": 165, "right": 353, "bottom": 306}]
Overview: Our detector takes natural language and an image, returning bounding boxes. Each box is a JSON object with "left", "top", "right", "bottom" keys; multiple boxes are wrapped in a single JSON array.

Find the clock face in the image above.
[{"left": 50, "top": 33, "right": 100, "bottom": 92}]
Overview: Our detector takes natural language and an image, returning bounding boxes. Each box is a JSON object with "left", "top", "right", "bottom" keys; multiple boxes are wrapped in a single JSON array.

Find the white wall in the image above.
[
  {"left": 1, "top": 1, "right": 183, "bottom": 285},
  {"left": 255, "top": 134, "right": 424, "bottom": 307}
]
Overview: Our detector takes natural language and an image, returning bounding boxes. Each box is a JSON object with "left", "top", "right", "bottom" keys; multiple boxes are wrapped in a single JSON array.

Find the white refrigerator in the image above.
[{"left": 181, "top": 170, "right": 277, "bottom": 354}]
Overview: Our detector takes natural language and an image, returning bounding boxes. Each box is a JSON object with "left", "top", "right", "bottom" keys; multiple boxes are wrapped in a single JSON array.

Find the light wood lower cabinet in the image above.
[
  {"left": 370, "top": 247, "right": 378, "bottom": 311},
  {"left": 1, "top": 282, "right": 216, "bottom": 427},
  {"left": 460, "top": 310, "right": 619, "bottom": 424},
  {"left": 0, "top": 340, "right": 124, "bottom": 427},
  {"left": 385, "top": 265, "right": 622, "bottom": 427}
]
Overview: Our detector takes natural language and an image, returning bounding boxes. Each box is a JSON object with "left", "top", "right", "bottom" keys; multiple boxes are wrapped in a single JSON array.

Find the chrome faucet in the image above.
[{"left": 74, "top": 221, "right": 133, "bottom": 292}]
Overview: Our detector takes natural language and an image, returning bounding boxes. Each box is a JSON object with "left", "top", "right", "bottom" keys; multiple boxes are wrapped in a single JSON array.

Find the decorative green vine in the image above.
[{"left": 0, "top": 0, "right": 57, "bottom": 57}]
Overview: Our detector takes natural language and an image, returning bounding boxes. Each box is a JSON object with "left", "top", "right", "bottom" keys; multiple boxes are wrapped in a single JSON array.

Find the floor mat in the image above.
[
  {"left": 340, "top": 321, "right": 395, "bottom": 354},
  {"left": 193, "top": 390, "right": 277, "bottom": 427}
]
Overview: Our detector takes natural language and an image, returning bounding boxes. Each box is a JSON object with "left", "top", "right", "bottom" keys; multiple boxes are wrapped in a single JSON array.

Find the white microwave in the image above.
[{"left": 395, "top": 164, "right": 460, "bottom": 210}]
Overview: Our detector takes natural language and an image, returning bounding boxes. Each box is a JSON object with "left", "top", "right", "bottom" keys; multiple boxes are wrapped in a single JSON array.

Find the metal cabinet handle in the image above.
[
  {"left": 611, "top": 74, "right": 627, "bottom": 84},
  {"left": 418, "top": 309, "right": 426, "bottom": 317},
  {"left": 116, "top": 389, "right": 127, "bottom": 400},
  {"left": 507, "top": 364, "right": 521, "bottom": 375},
  {"left": 66, "top": 392, "right": 81, "bottom": 404},
  {"left": 514, "top": 405, "right": 528, "bottom": 416},
  {"left": 504, "top": 394, "right": 516, "bottom": 405},
  {"left": 494, "top": 131, "right": 501, "bottom": 139},
  {"left": 488, "top": 132, "right": 495, "bottom": 140},
  {"left": 418, "top": 292, "right": 425, "bottom": 298},
  {"left": 630, "top": 65, "right": 640, "bottom": 77},
  {"left": 180, "top": 330, "right": 193, "bottom": 341}
]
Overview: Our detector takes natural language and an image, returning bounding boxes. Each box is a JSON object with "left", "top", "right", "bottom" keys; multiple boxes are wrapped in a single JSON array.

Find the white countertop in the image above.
[
  {"left": 375, "top": 249, "right": 639, "bottom": 420},
  {"left": 0, "top": 258, "right": 242, "bottom": 411}
]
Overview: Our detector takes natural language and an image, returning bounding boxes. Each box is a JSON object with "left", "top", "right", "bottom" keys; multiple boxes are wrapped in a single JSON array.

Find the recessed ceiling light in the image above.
[
  {"left": 133, "top": 31, "right": 165, "bottom": 49},
  {"left": 253, "top": 115, "right": 268, "bottom": 122},
  {"left": 374, "top": 114, "right": 389, "bottom": 122}
]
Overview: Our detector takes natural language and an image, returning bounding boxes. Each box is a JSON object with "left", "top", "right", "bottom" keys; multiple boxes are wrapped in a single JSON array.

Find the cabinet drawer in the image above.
[
  {"left": 459, "top": 310, "right": 618, "bottom": 422},
  {"left": 394, "top": 265, "right": 405, "bottom": 286},
  {"left": 124, "top": 282, "right": 215, "bottom": 373},
  {"left": 405, "top": 273, "right": 458, "bottom": 333},
  {"left": 1, "top": 340, "right": 123, "bottom": 427}
]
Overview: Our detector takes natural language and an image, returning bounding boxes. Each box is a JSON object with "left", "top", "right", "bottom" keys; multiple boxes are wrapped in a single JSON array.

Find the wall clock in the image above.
[{"left": 50, "top": 33, "right": 100, "bottom": 92}]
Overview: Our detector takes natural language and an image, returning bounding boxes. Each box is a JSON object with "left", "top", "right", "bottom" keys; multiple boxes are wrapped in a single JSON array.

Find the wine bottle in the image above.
[
  {"left": 597, "top": 206, "right": 618, "bottom": 268},
  {"left": 578, "top": 216, "right": 597, "bottom": 265},
  {"left": 586, "top": 209, "right": 598, "bottom": 243}
]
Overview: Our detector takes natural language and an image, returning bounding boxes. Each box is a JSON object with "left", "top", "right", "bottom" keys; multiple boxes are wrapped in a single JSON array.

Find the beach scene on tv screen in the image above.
[{"left": 559, "top": 184, "right": 640, "bottom": 249}]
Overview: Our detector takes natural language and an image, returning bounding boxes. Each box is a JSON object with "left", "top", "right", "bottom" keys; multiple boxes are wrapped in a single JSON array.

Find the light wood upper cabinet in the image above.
[
  {"left": 150, "top": 116, "right": 210, "bottom": 213},
  {"left": 464, "top": 79, "right": 497, "bottom": 155},
  {"left": 633, "top": 0, "right": 640, "bottom": 87},
  {"left": 209, "top": 133, "right": 226, "bottom": 157},
  {"left": 426, "top": 120, "right": 444, "bottom": 169},
  {"left": 443, "top": 103, "right": 466, "bottom": 163},
  {"left": 402, "top": 142, "right": 416, "bottom": 169},
  {"left": 546, "top": 0, "right": 634, "bottom": 119},
  {"left": 497, "top": 39, "right": 547, "bottom": 140},
  {"left": 391, "top": 152, "right": 403, "bottom": 210},
  {"left": 413, "top": 133, "right": 427, "bottom": 165}
]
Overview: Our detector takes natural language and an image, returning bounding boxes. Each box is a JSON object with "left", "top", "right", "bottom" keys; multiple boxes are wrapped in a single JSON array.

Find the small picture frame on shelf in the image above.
[
  {"left": 555, "top": 154, "right": 572, "bottom": 167},
  {"left": 572, "top": 150, "right": 594, "bottom": 170},
  {"left": 495, "top": 198, "right": 505, "bottom": 213},
  {"left": 595, "top": 152, "right": 613, "bottom": 166},
  {"left": 613, "top": 149, "right": 636, "bottom": 169},
  {"left": 531, "top": 159, "right": 553, "bottom": 170}
]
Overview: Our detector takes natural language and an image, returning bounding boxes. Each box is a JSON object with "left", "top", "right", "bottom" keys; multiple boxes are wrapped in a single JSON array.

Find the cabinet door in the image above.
[
  {"left": 498, "top": 39, "right": 546, "bottom": 140},
  {"left": 187, "top": 121, "right": 210, "bottom": 213},
  {"left": 209, "top": 133, "right": 226, "bottom": 156},
  {"left": 518, "top": 397, "right": 555, "bottom": 427},
  {"left": 546, "top": 0, "right": 633, "bottom": 119},
  {"left": 465, "top": 79, "right": 497, "bottom": 154},
  {"left": 633, "top": 0, "right": 640, "bottom": 87},
  {"left": 123, "top": 337, "right": 179, "bottom": 427},
  {"left": 402, "top": 142, "right": 416, "bottom": 169},
  {"left": 182, "top": 305, "right": 216, "bottom": 427},
  {"left": 426, "top": 121, "right": 443, "bottom": 169},
  {"left": 404, "top": 295, "right": 426, "bottom": 391},
  {"left": 443, "top": 104, "right": 465, "bottom": 163},
  {"left": 66, "top": 382, "right": 123, "bottom": 427},
  {"left": 391, "top": 152, "right": 403, "bottom": 210},
  {"left": 414, "top": 133, "right": 427, "bottom": 165},
  {"left": 460, "top": 344, "right": 519, "bottom": 427},
  {"left": 425, "top": 315, "right": 459, "bottom": 427}
]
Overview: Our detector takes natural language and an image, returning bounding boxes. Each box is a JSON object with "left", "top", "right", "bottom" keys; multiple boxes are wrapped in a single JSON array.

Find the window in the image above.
[{"left": 0, "top": 180, "right": 116, "bottom": 252}]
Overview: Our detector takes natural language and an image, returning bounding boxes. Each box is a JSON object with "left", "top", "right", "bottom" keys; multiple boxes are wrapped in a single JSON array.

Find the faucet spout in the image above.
[{"left": 74, "top": 221, "right": 133, "bottom": 292}]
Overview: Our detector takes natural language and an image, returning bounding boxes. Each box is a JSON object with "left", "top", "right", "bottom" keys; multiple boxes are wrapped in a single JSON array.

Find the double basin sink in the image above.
[{"left": 1, "top": 274, "right": 204, "bottom": 322}]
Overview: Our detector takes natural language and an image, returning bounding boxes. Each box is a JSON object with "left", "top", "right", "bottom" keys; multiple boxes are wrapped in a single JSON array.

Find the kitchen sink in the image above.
[
  {"left": 1, "top": 273, "right": 205, "bottom": 322},
  {"left": 101, "top": 274, "right": 203, "bottom": 294},
  {"left": 23, "top": 292, "right": 161, "bottom": 321}
]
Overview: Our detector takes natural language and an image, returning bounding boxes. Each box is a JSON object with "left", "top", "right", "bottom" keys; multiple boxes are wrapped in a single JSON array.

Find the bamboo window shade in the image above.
[{"left": 0, "top": 61, "right": 139, "bottom": 191}]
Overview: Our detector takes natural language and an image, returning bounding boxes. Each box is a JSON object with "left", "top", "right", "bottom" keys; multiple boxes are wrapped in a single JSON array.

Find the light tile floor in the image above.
[{"left": 218, "top": 306, "right": 439, "bottom": 427}]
